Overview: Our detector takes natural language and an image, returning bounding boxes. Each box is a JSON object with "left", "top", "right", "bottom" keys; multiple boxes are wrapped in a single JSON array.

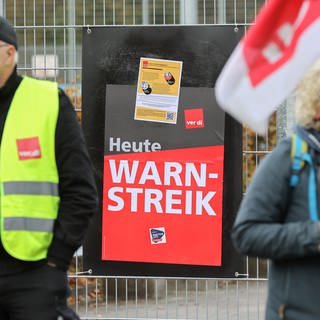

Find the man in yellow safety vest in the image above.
[{"left": 0, "top": 16, "right": 98, "bottom": 320}]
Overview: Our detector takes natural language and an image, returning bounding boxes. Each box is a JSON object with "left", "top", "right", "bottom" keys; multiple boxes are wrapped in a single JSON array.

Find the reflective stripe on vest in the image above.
[
  {"left": 4, "top": 217, "right": 55, "bottom": 232},
  {"left": 0, "top": 76, "right": 60, "bottom": 261},
  {"left": 3, "top": 181, "right": 58, "bottom": 196}
]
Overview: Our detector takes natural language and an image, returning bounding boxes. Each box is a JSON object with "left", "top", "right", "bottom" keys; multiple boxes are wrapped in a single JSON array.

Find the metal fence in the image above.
[{"left": 1, "top": 1, "right": 272, "bottom": 319}]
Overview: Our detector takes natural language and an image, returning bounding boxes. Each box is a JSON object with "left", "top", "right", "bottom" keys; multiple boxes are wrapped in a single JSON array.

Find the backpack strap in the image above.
[
  {"left": 290, "top": 133, "right": 308, "bottom": 187},
  {"left": 290, "top": 133, "right": 318, "bottom": 221}
]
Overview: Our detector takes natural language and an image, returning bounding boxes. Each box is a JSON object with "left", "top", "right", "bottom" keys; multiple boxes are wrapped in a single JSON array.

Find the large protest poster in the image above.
[
  {"left": 103, "top": 86, "right": 224, "bottom": 267},
  {"left": 82, "top": 25, "right": 244, "bottom": 277}
]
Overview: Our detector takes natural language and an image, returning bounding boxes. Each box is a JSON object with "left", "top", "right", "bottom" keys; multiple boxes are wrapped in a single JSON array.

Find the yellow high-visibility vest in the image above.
[{"left": 0, "top": 76, "right": 60, "bottom": 261}]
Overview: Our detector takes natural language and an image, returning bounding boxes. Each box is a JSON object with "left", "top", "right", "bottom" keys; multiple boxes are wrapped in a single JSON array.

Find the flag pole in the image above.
[{"left": 276, "top": 95, "right": 295, "bottom": 142}]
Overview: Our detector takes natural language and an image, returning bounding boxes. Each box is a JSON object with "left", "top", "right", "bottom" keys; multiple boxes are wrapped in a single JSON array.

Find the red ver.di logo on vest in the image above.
[{"left": 16, "top": 137, "right": 42, "bottom": 160}]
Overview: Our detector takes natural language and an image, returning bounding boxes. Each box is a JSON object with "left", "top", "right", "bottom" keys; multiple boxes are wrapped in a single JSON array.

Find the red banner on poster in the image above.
[{"left": 102, "top": 145, "right": 224, "bottom": 266}]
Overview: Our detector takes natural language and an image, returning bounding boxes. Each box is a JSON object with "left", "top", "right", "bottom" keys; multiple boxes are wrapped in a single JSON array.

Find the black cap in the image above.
[{"left": 0, "top": 17, "right": 17, "bottom": 50}]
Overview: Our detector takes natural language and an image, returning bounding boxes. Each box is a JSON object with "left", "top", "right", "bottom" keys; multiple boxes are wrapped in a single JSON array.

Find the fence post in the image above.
[
  {"left": 142, "top": 0, "right": 149, "bottom": 25},
  {"left": 67, "top": 0, "right": 75, "bottom": 84},
  {"left": 217, "top": 0, "right": 226, "bottom": 24},
  {"left": 179, "top": 0, "right": 198, "bottom": 24},
  {"left": 276, "top": 96, "right": 295, "bottom": 141},
  {"left": 0, "top": 0, "right": 4, "bottom": 16}
]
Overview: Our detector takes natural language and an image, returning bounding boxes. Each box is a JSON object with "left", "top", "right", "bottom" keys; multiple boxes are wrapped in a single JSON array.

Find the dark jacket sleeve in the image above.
[
  {"left": 232, "top": 138, "right": 320, "bottom": 260},
  {"left": 47, "top": 89, "right": 98, "bottom": 270}
]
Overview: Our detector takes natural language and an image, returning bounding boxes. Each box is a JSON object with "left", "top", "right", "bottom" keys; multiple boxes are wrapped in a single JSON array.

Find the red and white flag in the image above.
[{"left": 215, "top": 0, "right": 320, "bottom": 134}]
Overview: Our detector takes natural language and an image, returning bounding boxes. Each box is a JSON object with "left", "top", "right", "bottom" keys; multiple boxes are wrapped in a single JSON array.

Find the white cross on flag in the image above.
[{"left": 215, "top": 0, "right": 320, "bottom": 134}]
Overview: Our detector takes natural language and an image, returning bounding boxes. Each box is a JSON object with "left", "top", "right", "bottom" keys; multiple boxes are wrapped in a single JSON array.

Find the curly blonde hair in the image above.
[{"left": 294, "top": 59, "right": 320, "bottom": 131}]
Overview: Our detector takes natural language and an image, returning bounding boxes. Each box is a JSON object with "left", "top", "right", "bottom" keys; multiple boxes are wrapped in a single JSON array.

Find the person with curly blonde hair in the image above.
[
  {"left": 232, "top": 59, "right": 320, "bottom": 320},
  {"left": 295, "top": 60, "right": 320, "bottom": 131}
]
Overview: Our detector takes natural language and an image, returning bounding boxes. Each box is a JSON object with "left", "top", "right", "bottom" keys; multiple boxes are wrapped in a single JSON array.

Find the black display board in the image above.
[{"left": 82, "top": 25, "right": 244, "bottom": 277}]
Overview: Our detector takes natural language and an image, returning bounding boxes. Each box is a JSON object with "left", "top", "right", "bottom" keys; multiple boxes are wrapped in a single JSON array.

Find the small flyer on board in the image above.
[{"left": 134, "top": 57, "right": 183, "bottom": 124}]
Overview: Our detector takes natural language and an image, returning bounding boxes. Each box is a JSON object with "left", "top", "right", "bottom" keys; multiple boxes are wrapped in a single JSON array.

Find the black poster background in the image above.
[{"left": 82, "top": 25, "right": 245, "bottom": 277}]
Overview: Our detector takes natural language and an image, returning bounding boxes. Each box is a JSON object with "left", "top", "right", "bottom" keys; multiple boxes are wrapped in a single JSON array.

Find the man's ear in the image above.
[{"left": 6, "top": 45, "right": 15, "bottom": 58}]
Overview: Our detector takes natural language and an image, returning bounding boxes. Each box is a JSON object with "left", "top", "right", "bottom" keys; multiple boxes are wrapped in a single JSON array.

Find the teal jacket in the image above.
[{"left": 232, "top": 134, "right": 320, "bottom": 320}]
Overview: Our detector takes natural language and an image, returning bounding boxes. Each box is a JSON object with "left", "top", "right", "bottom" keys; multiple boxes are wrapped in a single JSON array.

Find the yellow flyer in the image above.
[{"left": 134, "top": 57, "right": 183, "bottom": 124}]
